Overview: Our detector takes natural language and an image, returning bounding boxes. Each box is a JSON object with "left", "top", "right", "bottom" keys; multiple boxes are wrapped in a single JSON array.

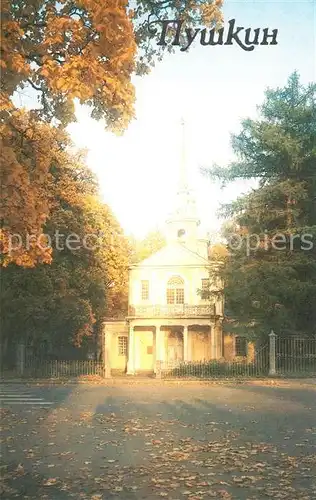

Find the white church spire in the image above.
[
  {"left": 165, "top": 118, "right": 201, "bottom": 245},
  {"left": 179, "top": 117, "right": 188, "bottom": 192}
]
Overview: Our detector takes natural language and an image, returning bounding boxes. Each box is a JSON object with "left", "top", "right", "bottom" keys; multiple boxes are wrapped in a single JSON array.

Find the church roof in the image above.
[{"left": 131, "top": 241, "right": 210, "bottom": 269}]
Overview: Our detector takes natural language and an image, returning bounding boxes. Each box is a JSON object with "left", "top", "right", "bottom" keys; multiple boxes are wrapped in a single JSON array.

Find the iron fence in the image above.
[
  {"left": 3, "top": 334, "right": 316, "bottom": 380},
  {"left": 159, "top": 344, "right": 269, "bottom": 378},
  {"left": 23, "top": 359, "right": 105, "bottom": 378},
  {"left": 276, "top": 336, "right": 316, "bottom": 375}
]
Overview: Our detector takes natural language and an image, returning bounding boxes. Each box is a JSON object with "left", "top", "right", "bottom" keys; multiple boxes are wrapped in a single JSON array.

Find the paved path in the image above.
[{"left": 1, "top": 381, "right": 316, "bottom": 499}]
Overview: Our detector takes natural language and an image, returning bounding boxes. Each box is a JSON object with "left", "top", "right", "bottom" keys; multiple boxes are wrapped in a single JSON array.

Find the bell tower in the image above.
[{"left": 165, "top": 119, "right": 204, "bottom": 251}]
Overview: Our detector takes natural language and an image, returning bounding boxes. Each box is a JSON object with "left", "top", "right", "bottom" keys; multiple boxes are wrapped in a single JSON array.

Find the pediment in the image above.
[{"left": 134, "top": 242, "right": 210, "bottom": 268}]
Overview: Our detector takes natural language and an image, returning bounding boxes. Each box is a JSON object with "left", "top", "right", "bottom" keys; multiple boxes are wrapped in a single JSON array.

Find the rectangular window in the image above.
[
  {"left": 176, "top": 288, "right": 184, "bottom": 304},
  {"left": 118, "top": 336, "right": 128, "bottom": 356},
  {"left": 167, "top": 288, "right": 175, "bottom": 304},
  {"left": 141, "top": 280, "right": 149, "bottom": 300},
  {"left": 235, "top": 336, "right": 247, "bottom": 357},
  {"left": 147, "top": 346, "right": 153, "bottom": 355}
]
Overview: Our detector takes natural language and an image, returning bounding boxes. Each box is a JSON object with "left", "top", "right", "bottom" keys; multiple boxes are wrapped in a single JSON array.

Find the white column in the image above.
[
  {"left": 211, "top": 325, "right": 216, "bottom": 359},
  {"left": 155, "top": 325, "right": 160, "bottom": 364},
  {"left": 155, "top": 326, "right": 165, "bottom": 361},
  {"left": 183, "top": 325, "right": 188, "bottom": 361},
  {"left": 154, "top": 325, "right": 162, "bottom": 378},
  {"left": 187, "top": 327, "right": 192, "bottom": 361},
  {"left": 161, "top": 326, "right": 166, "bottom": 361},
  {"left": 188, "top": 327, "right": 192, "bottom": 361},
  {"left": 103, "top": 328, "right": 111, "bottom": 378},
  {"left": 127, "top": 325, "right": 135, "bottom": 374},
  {"left": 217, "top": 320, "right": 223, "bottom": 358},
  {"left": 155, "top": 325, "right": 160, "bottom": 375}
]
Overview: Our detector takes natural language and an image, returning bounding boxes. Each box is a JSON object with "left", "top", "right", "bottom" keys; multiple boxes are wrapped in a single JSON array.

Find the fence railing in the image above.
[
  {"left": 3, "top": 332, "right": 316, "bottom": 380},
  {"left": 157, "top": 359, "right": 268, "bottom": 378},
  {"left": 23, "top": 359, "right": 105, "bottom": 378},
  {"left": 156, "top": 334, "right": 316, "bottom": 379},
  {"left": 276, "top": 336, "right": 316, "bottom": 375},
  {"left": 157, "top": 342, "right": 269, "bottom": 379}
]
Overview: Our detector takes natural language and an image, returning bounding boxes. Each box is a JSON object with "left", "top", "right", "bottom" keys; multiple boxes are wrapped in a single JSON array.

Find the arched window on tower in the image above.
[
  {"left": 177, "top": 228, "right": 186, "bottom": 239},
  {"left": 166, "top": 276, "right": 185, "bottom": 304}
]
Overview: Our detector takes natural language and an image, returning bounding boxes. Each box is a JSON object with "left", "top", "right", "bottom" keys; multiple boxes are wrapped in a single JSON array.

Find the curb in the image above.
[{"left": 1, "top": 377, "right": 315, "bottom": 387}]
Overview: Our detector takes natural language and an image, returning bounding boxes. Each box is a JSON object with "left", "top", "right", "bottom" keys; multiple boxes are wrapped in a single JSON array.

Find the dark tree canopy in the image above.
[{"left": 204, "top": 73, "right": 316, "bottom": 339}]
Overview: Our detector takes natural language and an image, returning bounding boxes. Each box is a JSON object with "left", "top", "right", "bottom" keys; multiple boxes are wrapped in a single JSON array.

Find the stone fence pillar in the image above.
[
  {"left": 17, "top": 342, "right": 26, "bottom": 376},
  {"left": 268, "top": 330, "right": 277, "bottom": 376}
]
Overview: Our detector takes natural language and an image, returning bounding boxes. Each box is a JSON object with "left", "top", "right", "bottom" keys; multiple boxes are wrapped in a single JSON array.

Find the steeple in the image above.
[
  {"left": 179, "top": 117, "right": 188, "bottom": 191},
  {"left": 165, "top": 118, "right": 201, "bottom": 246}
]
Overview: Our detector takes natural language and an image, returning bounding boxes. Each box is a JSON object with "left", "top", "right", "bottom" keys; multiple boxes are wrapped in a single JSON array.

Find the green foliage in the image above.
[
  {"left": 165, "top": 359, "right": 267, "bottom": 378},
  {"left": 1, "top": 152, "right": 129, "bottom": 351},
  {"left": 204, "top": 73, "right": 316, "bottom": 339},
  {"left": 129, "top": 229, "right": 166, "bottom": 264}
]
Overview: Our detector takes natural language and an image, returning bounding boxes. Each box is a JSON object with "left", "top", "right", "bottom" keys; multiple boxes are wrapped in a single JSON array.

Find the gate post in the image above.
[
  {"left": 268, "top": 330, "right": 277, "bottom": 376},
  {"left": 17, "top": 342, "right": 26, "bottom": 376}
]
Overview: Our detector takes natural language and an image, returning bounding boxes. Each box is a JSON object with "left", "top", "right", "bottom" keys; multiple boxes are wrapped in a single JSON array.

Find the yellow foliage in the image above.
[
  {"left": 1, "top": 0, "right": 137, "bottom": 130},
  {"left": 209, "top": 243, "right": 228, "bottom": 261},
  {"left": 0, "top": 0, "right": 224, "bottom": 266},
  {"left": 0, "top": 102, "right": 70, "bottom": 267},
  {"left": 199, "top": 2, "right": 224, "bottom": 27},
  {"left": 1, "top": 0, "right": 223, "bottom": 131}
]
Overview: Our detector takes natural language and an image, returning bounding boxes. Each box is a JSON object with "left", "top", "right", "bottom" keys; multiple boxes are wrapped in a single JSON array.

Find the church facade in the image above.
[
  {"left": 103, "top": 213, "right": 224, "bottom": 374},
  {"left": 103, "top": 123, "right": 250, "bottom": 375}
]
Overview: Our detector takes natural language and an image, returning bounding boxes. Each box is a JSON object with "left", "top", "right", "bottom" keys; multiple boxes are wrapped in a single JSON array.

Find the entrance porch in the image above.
[{"left": 126, "top": 320, "right": 222, "bottom": 375}]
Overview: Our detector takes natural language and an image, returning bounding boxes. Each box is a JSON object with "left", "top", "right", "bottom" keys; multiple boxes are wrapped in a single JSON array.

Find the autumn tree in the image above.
[
  {"left": 0, "top": 107, "right": 70, "bottom": 267},
  {"left": 1, "top": 0, "right": 136, "bottom": 129},
  {"left": 129, "top": 229, "right": 166, "bottom": 264},
  {"left": 1, "top": 0, "right": 223, "bottom": 267},
  {"left": 1, "top": 0, "right": 223, "bottom": 128},
  {"left": 204, "top": 73, "right": 316, "bottom": 339},
  {"left": 208, "top": 242, "right": 228, "bottom": 261},
  {"left": 1, "top": 150, "right": 129, "bottom": 363}
]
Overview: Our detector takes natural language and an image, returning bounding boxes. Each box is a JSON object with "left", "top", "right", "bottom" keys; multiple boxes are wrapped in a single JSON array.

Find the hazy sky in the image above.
[{"left": 32, "top": 1, "right": 316, "bottom": 238}]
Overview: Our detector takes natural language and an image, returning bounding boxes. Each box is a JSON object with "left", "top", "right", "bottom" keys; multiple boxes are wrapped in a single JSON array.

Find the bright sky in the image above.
[{"left": 20, "top": 0, "right": 316, "bottom": 239}]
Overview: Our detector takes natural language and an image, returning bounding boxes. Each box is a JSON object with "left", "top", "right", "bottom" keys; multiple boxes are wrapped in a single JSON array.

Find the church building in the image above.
[{"left": 103, "top": 122, "right": 247, "bottom": 375}]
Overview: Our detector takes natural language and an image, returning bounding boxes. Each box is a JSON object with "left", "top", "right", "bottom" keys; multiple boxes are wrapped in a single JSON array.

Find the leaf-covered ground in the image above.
[{"left": 1, "top": 381, "right": 316, "bottom": 499}]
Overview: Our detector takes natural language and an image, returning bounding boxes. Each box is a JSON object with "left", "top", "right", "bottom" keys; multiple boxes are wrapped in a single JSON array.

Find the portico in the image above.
[{"left": 126, "top": 318, "right": 221, "bottom": 374}]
